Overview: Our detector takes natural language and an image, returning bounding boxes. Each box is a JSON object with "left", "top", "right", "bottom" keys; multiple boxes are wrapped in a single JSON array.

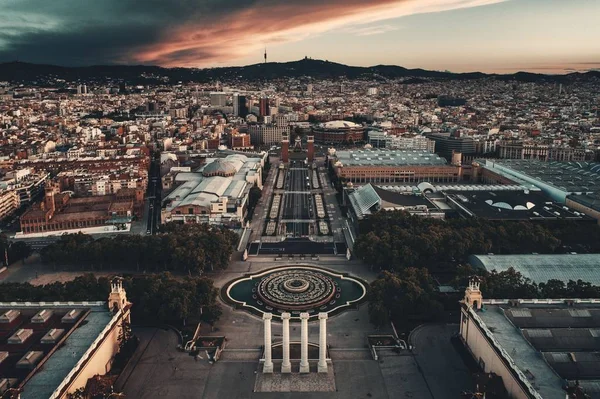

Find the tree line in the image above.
[
  {"left": 368, "top": 266, "right": 600, "bottom": 328},
  {"left": 354, "top": 211, "right": 600, "bottom": 273},
  {"left": 456, "top": 264, "right": 600, "bottom": 300},
  {"left": 40, "top": 223, "right": 239, "bottom": 274},
  {"left": 0, "top": 272, "right": 222, "bottom": 325}
]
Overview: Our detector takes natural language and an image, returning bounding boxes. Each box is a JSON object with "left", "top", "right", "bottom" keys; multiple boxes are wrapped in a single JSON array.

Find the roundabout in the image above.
[{"left": 222, "top": 266, "right": 367, "bottom": 319}]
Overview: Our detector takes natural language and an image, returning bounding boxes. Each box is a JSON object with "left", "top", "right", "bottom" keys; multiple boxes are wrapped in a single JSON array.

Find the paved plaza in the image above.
[{"left": 117, "top": 257, "right": 473, "bottom": 398}]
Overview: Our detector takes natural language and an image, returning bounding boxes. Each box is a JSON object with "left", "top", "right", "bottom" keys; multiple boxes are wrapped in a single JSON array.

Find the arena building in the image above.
[
  {"left": 329, "top": 148, "right": 463, "bottom": 184},
  {"left": 161, "top": 153, "right": 263, "bottom": 226},
  {"left": 312, "top": 121, "right": 366, "bottom": 144},
  {"left": 0, "top": 278, "right": 131, "bottom": 399}
]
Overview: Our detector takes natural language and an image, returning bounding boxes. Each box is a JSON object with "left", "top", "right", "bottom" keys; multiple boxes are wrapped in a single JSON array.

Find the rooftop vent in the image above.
[
  {"left": 32, "top": 309, "right": 53, "bottom": 323},
  {"left": 41, "top": 328, "right": 65, "bottom": 344},
  {"left": 0, "top": 309, "right": 20, "bottom": 323},
  {"left": 569, "top": 309, "right": 591, "bottom": 318},
  {"left": 0, "top": 378, "right": 8, "bottom": 393},
  {"left": 589, "top": 329, "right": 600, "bottom": 338},
  {"left": 61, "top": 309, "right": 82, "bottom": 324},
  {"left": 8, "top": 328, "right": 33, "bottom": 344},
  {"left": 526, "top": 329, "right": 553, "bottom": 338},
  {"left": 511, "top": 309, "right": 532, "bottom": 318},
  {"left": 16, "top": 351, "right": 44, "bottom": 369}
]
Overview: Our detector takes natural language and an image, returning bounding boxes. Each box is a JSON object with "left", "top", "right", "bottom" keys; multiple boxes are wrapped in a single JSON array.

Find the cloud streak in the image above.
[
  {"left": 0, "top": 0, "right": 506, "bottom": 66},
  {"left": 341, "top": 24, "right": 401, "bottom": 37}
]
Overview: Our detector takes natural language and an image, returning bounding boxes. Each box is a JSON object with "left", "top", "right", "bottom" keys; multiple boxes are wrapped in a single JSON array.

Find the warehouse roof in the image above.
[
  {"left": 480, "top": 160, "right": 600, "bottom": 194},
  {"left": 0, "top": 302, "right": 115, "bottom": 399},
  {"left": 446, "top": 190, "right": 591, "bottom": 220},
  {"left": 469, "top": 254, "right": 600, "bottom": 285},
  {"left": 471, "top": 299, "right": 600, "bottom": 399},
  {"left": 334, "top": 148, "right": 447, "bottom": 167}
]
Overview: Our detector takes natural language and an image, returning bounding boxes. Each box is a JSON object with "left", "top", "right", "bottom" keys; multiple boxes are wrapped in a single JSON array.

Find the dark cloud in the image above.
[{"left": 0, "top": 0, "right": 501, "bottom": 66}]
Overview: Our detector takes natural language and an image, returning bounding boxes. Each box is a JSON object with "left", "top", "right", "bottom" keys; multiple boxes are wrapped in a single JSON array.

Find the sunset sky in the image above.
[{"left": 0, "top": 0, "right": 598, "bottom": 74}]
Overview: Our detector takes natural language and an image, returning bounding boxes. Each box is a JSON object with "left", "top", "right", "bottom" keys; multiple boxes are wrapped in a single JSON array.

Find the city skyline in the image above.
[{"left": 0, "top": 0, "right": 599, "bottom": 74}]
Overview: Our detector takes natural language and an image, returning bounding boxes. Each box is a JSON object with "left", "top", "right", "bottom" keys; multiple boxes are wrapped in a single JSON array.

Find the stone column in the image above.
[
  {"left": 263, "top": 313, "right": 273, "bottom": 373},
  {"left": 299, "top": 312, "right": 310, "bottom": 373},
  {"left": 318, "top": 312, "right": 328, "bottom": 373},
  {"left": 281, "top": 312, "right": 292, "bottom": 373}
]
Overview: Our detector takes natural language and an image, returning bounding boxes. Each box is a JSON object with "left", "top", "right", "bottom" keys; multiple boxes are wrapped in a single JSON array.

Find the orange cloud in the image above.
[{"left": 133, "top": 0, "right": 505, "bottom": 66}]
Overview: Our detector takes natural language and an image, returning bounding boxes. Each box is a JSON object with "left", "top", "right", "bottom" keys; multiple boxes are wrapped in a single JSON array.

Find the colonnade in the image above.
[{"left": 262, "top": 312, "right": 328, "bottom": 373}]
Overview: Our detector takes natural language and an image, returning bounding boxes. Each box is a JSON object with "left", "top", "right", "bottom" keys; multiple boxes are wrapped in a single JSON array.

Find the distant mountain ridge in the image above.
[{"left": 0, "top": 58, "right": 598, "bottom": 84}]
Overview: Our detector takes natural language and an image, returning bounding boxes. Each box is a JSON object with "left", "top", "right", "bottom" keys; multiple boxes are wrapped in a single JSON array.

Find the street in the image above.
[{"left": 145, "top": 152, "right": 162, "bottom": 235}]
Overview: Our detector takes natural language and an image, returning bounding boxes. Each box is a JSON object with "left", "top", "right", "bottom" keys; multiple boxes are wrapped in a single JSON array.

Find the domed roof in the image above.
[
  {"left": 417, "top": 182, "right": 436, "bottom": 193},
  {"left": 202, "top": 159, "right": 238, "bottom": 177},
  {"left": 320, "top": 120, "right": 361, "bottom": 129}
]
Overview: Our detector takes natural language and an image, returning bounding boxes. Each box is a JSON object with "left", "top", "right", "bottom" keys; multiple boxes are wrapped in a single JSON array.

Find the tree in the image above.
[
  {"left": 368, "top": 268, "right": 443, "bottom": 328},
  {"left": 353, "top": 211, "right": 599, "bottom": 274},
  {"left": 118, "top": 319, "right": 133, "bottom": 351},
  {"left": 66, "top": 388, "right": 85, "bottom": 399},
  {"left": 246, "top": 184, "right": 263, "bottom": 221},
  {"left": 0, "top": 273, "right": 223, "bottom": 326},
  {"left": 8, "top": 241, "right": 32, "bottom": 263},
  {"left": 39, "top": 223, "right": 238, "bottom": 275}
]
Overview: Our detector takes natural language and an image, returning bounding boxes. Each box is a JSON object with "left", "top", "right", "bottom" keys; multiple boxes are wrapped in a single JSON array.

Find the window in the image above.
[
  {"left": 478, "top": 357, "right": 485, "bottom": 371},
  {"left": 188, "top": 208, "right": 194, "bottom": 215}
]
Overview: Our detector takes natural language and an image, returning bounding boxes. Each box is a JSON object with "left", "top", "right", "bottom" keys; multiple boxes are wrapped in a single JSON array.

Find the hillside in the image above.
[{"left": 0, "top": 58, "right": 598, "bottom": 84}]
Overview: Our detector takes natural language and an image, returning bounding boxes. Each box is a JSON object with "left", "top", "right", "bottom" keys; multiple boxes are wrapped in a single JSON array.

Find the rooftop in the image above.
[
  {"left": 480, "top": 160, "right": 600, "bottom": 196},
  {"left": 0, "top": 302, "right": 114, "bottom": 399},
  {"left": 445, "top": 189, "right": 591, "bottom": 220},
  {"left": 469, "top": 254, "right": 600, "bottom": 285},
  {"left": 347, "top": 184, "right": 437, "bottom": 219},
  {"left": 334, "top": 148, "right": 447, "bottom": 167},
  {"left": 473, "top": 299, "right": 600, "bottom": 399},
  {"left": 317, "top": 120, "right": 362, "bottom": 129},
  {"left": 163, "top": 154, "right": 260, "bottom": 213}
]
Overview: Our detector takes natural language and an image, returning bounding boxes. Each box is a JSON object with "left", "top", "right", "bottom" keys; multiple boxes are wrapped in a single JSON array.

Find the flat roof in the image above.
[
  {"left": 473, "top": 303, "right": 564, "bottom": 398},
  {"left": 469, "top": 254, "right": 600, "bottom": 285},
  {"left": 474, "top": 300, "right": 600, "bottom": 398},
  {"left": 334, "top": 148, "right": 448, "bottom": 167},
  {"left": 0, "top": 302, "right": 114, "bottom": 399},
  {"left": 446, "top": 190, "right": 591, "bottom": 220},
  {"left": 481, "top": 160, "right": 600, "bottom": 194},
  {"left": 568, "top": 193, "right": 600, "bottom": 212}
]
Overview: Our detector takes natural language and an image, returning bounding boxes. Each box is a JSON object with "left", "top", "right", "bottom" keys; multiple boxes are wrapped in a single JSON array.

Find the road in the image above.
[
  {"left": 145, "top": 153, "right": 162, "bottom": 235},
  {"left": 282, "top": 161, "right": 313, "bottom": 237},
  {"left": 409, "top": 324, "right": 474, "bottom": 398}
]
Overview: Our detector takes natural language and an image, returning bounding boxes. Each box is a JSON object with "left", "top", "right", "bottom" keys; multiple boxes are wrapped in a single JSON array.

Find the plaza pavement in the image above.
[{"left": 119, "top": 257, "right": 473, "bottom": 398}]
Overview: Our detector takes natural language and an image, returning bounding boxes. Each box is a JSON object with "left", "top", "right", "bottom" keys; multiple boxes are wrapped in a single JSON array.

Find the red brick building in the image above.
[
  {"left": 230, "top": 133, "right": 252, "bottom": 150},
  {"left": 312, "top": 120, "right": 366, "bottom": 144},
  {"left": 20, "top": 187, "right": 135, "bottom": 235}
]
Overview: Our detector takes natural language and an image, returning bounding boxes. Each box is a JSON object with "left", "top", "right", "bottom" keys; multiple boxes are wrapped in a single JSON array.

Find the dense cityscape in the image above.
[{"left": 1, "top": 1, "right": 600, "bottom": 398}]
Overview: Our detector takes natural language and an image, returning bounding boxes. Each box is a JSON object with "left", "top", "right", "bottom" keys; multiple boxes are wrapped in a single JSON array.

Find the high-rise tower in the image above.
[{"left": 264, "top": 48, "right": 267, "bottom": 64}]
